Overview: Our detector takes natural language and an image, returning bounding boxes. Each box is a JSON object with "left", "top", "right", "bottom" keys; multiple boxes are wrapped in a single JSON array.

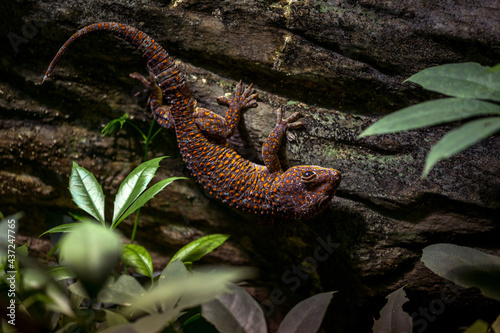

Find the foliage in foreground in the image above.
[
  {"left": 359, "top": 62, "right": 500, "bottom": 177},
  {"left": 0, "top": 159, "right": 336, "bottom": 333}
]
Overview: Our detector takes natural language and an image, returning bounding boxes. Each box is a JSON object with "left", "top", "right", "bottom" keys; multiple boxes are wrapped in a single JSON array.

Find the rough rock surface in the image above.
[{"left": 1, "top": 0, "right": 499, "bottom": 332}]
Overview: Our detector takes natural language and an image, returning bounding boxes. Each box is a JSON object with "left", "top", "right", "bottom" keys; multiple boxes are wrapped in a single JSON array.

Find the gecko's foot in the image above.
[
  {"left": 276, "top": 107, "right": 303, "bottom": 142},
  {"left": 216, "top": 80, "right": 259, "bottom": 111}
]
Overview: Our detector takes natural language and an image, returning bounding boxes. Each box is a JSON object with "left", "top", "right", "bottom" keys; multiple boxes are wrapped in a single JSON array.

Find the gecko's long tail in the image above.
[{"left": 43, "top": 22, "right": 189, "bottom": 97}]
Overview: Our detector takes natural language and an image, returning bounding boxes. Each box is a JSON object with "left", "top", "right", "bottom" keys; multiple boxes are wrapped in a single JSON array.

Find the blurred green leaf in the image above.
[
  {"left": 372, "top": 287, "right": 412, "bottom": 333},
  {"left": 100, "top": 312, "right": 180, "bottom": 333},
  {"left": 358, "top": 98, "right": 500, "bottom": 138},
  {"left": 60, "top": 223, "right": 121, "bottom": 298},
  {"left": 112, "top": 157, "right": 167, "bottom": 226},
  {"left": 276, "top": 291, "right": 335, "bottom": 333},
  {"left": 39, "top": 223, "right": 78, "bottom": 238},
  {"left": 170, "top": 234, "right": 230, "bottom": 265},
  {"left": 121, "top": 244, "right": 154, "bottom": 279},
  {"left": 69, "top": 162, "right": 106, "bottom": 225},
  {"left": 464, "top": 320, "right": 489, "bottom": 333},
  {"left": 103, "top": 309, "right": 129, "bottom": 327},
  {"left": 98, "top": 275, "right": 155, "bottom": 313},
  {"left": 115, "top": 177, "right": 186, "bottom": 228},
  {"left": 422, "top": 243, "right": 500, "bottom": 301},
  {"left": 45, "top": 265, "right": 75, "bottom": 281},
  {"left": 157, "top": 260, "right": 188, "bottom": 313},
  {"left": 101, "top": 114, "right": 128, "bottom": 137},
  {"left": 131, "top": 267, "right": 254, "bottom": 314},
  {"left": 407, "top": 62, "right": 500, "bottom": 101},
  {"left": 423, "top": 117, "right": 500, "bottom": 177},
  {"left": 202, "top": 283, "right": 266, "bottom": 333}
]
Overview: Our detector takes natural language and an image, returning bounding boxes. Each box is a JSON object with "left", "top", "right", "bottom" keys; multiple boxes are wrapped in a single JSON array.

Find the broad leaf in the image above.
[
  {"left": 121, "top": 244, "right": 154, "bottom": 279},
  {"left": 170, "top": 234, "right": 230, "bottom": 265},
  {"left": 277, "top": 291, "right": 335, "bottom": 333},
  {"left": 157, "top": 260, "right": 188, "bottom": 313},
  {"left": 423, "top": 117, "right": 500, "bottom": 177},
  {"left": 112, "top": 157, "right": 167, "bottom": 226},
  {"left": 421, "top": 244, "right": 500, "bottom": 301},
  {"left": 373, "top": 287, "right": 412, "bottom": 333},
  {"left": 59, "top": 223, "right": 121, "bottom": 297},
  {"left": 103, "top": 309, "right": 129, "bottom": 327},
  {"left": 114, "top": 176, "right": 186, "bottom": 227},
  {"left": 100, "top": 313, "right": 180, "bottom": 333},
  {"left": 202, "top": 283, "right": 266, "bottom": 333},
  {"left": 98, "top": 274, "right": 157, "bottom": 315},
  {"left": 130, "top": 267, "right": 254, "bottom": 313},
  {"left": 358, "top": 98, "right": 500, "bottom": 137},
  {"left": 464, "top": 320, "right": 489, "bottom": 333},
  {"left": 407, "top": 62, "right": 500, "bottom": 102},
  {"left": 39, "top": 222, "right": 78, "bottom": 238},
  {"left": 45, "top": 265, "right": 75, "bottom": 281},
  {"left": 69, "top": 162, "right": 105, "bottom": 225}
]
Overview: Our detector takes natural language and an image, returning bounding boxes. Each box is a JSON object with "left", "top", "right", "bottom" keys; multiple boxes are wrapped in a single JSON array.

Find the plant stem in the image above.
[{"left": 131, "top": 119, "right": 158, "bottom": 244}]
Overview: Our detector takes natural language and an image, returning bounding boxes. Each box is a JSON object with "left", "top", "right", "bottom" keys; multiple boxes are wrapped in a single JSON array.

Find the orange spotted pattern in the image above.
[{"left": 43, "top": 22, "right": 341, "bottom": 220}]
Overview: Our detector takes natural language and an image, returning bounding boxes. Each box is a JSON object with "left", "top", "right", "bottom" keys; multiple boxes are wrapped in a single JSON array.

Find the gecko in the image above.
[{"left": 43, "top": 22, "right": 341, "bottom": 220}]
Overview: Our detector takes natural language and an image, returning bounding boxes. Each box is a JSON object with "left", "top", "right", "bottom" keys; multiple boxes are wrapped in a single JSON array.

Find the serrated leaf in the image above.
[
  {"left": 112, "top": 157, "right": 167, "bottom": 226},
  {"left": 100, "top": 312, "right": 180, "bottom": 333},
  {"left": 39, "top": 222, "right": 78, "bottom": 238},
  {"left": 122, "top": 244, "right": 154, "bottom": 279},
  {"left": 372, "top": 287, "right": 412, "bottom": 333},
  {"left": 423, "top": 117, "right": 500, "bottom": 177},
  {"left": 276, "top": 291, "right": 336, "bottom": 333},
  {"left": 358, "top": 98, "right": 500, "bottom": 138},
  {"left": 170, "top": 234, "right": 230, "bottom": 265},
  {"left": 69, "top": 162, "right": 105, "bottom": 225},
  {"left": 422, "top": 244, "right": 500, "bottom": 301},
  {"left": 407, "top": 62, "right": 500, "bottom": 101},
  {"left": 114, "top": 176, "right": 186, "bottom": 227},
  {"left": 202, "top": 283, "right": 267, "bottom": 333}
]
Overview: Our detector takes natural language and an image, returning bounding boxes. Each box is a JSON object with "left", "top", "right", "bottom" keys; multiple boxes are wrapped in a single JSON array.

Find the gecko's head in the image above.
[{"left": 273, "top": 166, "right": 341, "bottom": 219}]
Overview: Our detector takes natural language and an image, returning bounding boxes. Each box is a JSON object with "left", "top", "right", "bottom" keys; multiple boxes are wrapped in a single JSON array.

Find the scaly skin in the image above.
[{"left": 43, "top": 22, "right": 341, "bottom": 220}]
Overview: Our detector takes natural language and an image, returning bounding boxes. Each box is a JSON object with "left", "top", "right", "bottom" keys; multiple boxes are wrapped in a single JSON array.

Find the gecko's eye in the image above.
[{"left": 301, "top": 171, "right": 317, "bottom": 182}]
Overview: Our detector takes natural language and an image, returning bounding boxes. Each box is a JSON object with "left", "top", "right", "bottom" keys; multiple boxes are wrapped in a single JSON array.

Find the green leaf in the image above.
[
  {"left": 423, "top": 117, "right": 500, "bottom": 177},
  {"left": 156, "top": 260, "right": 188, "bottom": 313},
  {"left": 276, "top": 291, "right": 335, "bottom": 333},
  {"left": 407, "top": 62, "right": 500, "bottom": 101},
  {"left": 372, "top": 287, "right": 412, "bottom": 333},
  {"left": 69, "top": 162, "right": 106, "bottom": 225},
  {"left": 121, "top": 244, "right": 154, "bottom": 279},
  {"left": 114, "top": 177, "right": 186, "bottom": 227},
  {"left": 112, "top": 157, "right": 167, "bottom": 226},
  {"left": 59, "top": 223, "right": 121, "bottom": 298},
  {"left": 101, "top": 114, "right": 128, "bottom": 137},
  {"left": 421, "top": 243, "right": 500, "bottom": 301},
  {"left": 130, "top": 267, "right": 254, "bottom": 313},
  {"left": 39, "top": 222, "right": 78, "bottom": 238},
  {"left": 45, "top": 265, "right": 75, "bottom": 281},
  {"left": 464, "top": 320, "right": 489, "bottom": 333},
  {"left": 202, "top": 283, "right": 267, "bottom": 333},
  {"left": 100, "top": 313, "right": 180, "bottom": 333},
  {"left": 103, "top": 309, "right": 129, "bottom": 327},
  {"left": 170, "top": 234, "right": 230, "bottom": 265},
  {"left": 358, "top": 98, "right": 500, "bottom": 138},
  {"left": 98, "top": 275, "right": 154, "bottom": 312}
]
